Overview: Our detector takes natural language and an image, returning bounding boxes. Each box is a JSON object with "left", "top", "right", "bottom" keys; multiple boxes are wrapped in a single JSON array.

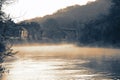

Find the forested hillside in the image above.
[{"left": 18, "top": 0, "right": 120, "bottom": 47}]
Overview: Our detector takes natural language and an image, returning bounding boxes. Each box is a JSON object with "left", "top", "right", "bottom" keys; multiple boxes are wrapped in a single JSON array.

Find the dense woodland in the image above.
[
  {"left": 17, "top": 0, "right": 120, "bottom": 47},
  {"left": 0, "top": 0, "right": 120, "bottom": 47}
]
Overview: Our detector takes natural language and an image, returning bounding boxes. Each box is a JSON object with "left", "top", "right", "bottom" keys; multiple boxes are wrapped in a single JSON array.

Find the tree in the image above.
[
  {"left": 42, "top": 18, "right": 61, "bottom": 40},
  {"left": 0, "top": 0, "right": 16, "bottom": 77},
  {"left": 105, "top": 0, "right": 120, "bottom": 44}
]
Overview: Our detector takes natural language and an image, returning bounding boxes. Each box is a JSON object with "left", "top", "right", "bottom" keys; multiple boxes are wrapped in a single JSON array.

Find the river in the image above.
[{"left": 1, "top": 44, "right": 120, "bottom": 80}]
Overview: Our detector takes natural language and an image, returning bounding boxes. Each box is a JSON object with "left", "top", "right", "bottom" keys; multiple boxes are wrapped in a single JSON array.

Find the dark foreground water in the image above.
[{"left": 1, "top": 44, "right": 120, "bottom": 80}]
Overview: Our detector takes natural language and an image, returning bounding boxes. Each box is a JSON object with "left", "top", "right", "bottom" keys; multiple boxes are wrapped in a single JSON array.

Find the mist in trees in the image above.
[{"left": 18, "top": 0, "right": 120, "bottom": 47}]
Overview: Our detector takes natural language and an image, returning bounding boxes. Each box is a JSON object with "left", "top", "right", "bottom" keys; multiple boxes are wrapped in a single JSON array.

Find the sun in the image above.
[{"left": 3, "top": 0, "right": 96, "bottom": 22}]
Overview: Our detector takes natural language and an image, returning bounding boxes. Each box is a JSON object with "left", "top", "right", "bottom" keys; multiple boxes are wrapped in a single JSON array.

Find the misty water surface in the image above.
[{"left": 1, "top": 44, "right": 120, "bottom": 80}]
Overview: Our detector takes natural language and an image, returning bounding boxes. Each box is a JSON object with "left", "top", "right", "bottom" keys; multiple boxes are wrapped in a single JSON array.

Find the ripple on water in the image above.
[{"left": 1, "top": 58, "right": 114, "bottom": 80}]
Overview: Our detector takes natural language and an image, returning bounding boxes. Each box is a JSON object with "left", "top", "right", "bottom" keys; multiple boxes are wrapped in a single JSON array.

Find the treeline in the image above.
[
  {"left": 18, "top": 22, "right": 42, "bottom": 41},
  {"left": 18, "top": 0, "right": 120, "bottom": 47}
]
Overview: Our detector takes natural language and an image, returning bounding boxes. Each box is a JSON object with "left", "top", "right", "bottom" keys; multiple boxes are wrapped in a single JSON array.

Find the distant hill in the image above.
[
  {"left": 19, "top": 0, "right": 120, "bottom": 47},
  {"left": 24, "top": 0, "right": 112, "bottom": 24}
]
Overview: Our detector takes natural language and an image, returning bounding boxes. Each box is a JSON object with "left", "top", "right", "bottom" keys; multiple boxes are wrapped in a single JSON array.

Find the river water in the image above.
[{"left": 1, "top": 44, "right": 120, "bottom": 80}]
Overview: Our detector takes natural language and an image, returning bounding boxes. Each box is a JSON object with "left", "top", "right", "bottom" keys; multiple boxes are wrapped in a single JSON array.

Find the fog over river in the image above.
[{"left": 1, "top": 44, "right": 120, "bottom": 80}]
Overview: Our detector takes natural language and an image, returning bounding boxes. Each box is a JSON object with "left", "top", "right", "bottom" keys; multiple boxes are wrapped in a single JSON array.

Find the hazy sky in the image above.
[{"left": 3, "top": 0, "right": 96, "bottom": 22}]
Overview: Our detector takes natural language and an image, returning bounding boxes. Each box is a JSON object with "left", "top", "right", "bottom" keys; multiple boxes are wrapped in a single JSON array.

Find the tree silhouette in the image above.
[{"left": 0, "top": 0, "right": 16, "bottom": 78}]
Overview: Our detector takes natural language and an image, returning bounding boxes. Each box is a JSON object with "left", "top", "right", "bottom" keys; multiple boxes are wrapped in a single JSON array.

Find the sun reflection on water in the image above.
[
  {"left": 5, "top": 59, "right": 104, "bottom": 80},
  {"left": 2, "top": 44, "right": 120, "bottom": 80}
]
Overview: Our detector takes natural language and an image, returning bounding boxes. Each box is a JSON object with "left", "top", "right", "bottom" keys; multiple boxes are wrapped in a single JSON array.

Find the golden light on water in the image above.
[
  {"left": 5, "top": 58, "right": 99, "bottom": 80},
  {"left": 12, "top": 44, "right": 120, "bottom": 59},
  {"left": 2, "top": 44, "right": 120, "bottom": 80}
]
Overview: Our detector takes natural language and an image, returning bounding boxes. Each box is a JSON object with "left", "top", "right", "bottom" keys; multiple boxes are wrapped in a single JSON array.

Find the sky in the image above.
[{"left": 3, "top": 0, "right": 96, "bottom": 22}]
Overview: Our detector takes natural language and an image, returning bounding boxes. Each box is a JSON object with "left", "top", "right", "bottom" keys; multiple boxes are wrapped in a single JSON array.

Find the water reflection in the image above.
[
  {"left": 3, "top": 58, "right": 110, "bottom": 80},
  {"left": 84, "top": 58, "right": 120, "bottom": 79},
  {"left": 2, "top": 44, "right": 120, "bottom": 80}
]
